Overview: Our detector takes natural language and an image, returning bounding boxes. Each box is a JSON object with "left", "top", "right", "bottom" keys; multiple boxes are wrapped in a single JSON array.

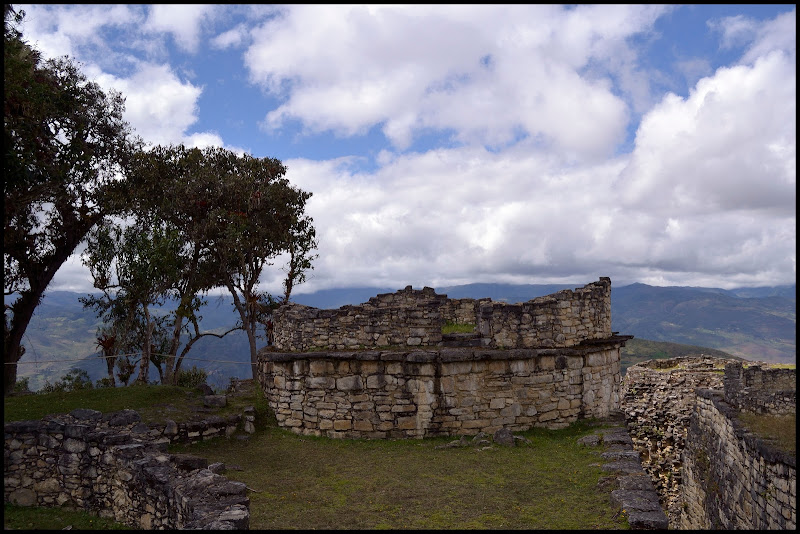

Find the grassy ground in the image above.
[
  {"left": 442, "top": 321, "right": 477, "bottom": 334},
  {"left": 738, "top": 412, "right": 796, "bottom": 454},
  {"left": 4, "top": 384, "right": 629, "bottom": 530},
  {"left": 4, "top": 503, "right": 133, "bottom": 531},
  {"left": 171, "top": 420, "right": 629, "bottom": 530},
  {"left": 3, "top": 383, "right": 256, "bottom": 425}
]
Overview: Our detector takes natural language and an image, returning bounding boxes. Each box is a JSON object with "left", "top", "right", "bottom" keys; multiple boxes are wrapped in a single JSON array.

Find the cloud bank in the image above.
[{"left": 14, "top": 4, "right": 796, "bottom": 294}]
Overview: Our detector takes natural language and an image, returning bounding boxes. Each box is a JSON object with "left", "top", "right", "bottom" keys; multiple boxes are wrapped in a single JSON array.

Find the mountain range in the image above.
[{"left": 6, "top": 281, "right": 795, "bottom": 391}]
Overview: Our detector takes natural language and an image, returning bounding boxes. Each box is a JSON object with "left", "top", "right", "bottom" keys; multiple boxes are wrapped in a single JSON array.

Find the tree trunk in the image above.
[
  {"left": 5, "top": 291, "right": 46, "bottom": 394},
  {"left": 4, "top": 211, "right": 99, "bottom": 394},
  {"left": 226, "top": 282, "right": 259, "bottom": 380},
  {"left": 137, "top": 305, "right": 154, "bottom": 384},
  {"left": 246, "top": 324, "right": 258, "bottom": 380}
]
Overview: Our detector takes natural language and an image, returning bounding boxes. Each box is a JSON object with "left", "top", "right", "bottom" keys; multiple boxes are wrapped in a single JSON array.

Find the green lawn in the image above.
[{"left": 5, "top": 384, "right": 629, "bottom": 530}]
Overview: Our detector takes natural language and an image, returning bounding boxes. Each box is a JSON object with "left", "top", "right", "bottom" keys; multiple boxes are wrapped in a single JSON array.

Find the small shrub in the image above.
[
  {"left": 40, "top": 380, "right": 64, "bottom": 394},
  {"left": 41, "top": 369, "right": 94, "bottom": 393},
  {"left": 116, "top": 356, "right": 136, "bottom": 386},
  {"left": 60, "top": 369, "right": 94, "bottom": 391},
  {"left": 176, "top": 366, "right": 208, "bottom": 389},
  {"left": 95, "top": 377, "right": 116, "bottom": 388},
  {"left": 13, "top": 377, "right": 30, "bottom": 393}
]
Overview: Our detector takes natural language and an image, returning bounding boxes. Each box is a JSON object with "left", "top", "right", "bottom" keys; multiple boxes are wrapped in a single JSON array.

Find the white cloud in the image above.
[
  {"left": 17, "top": 4, "right": 143, "bottom": 69},
  {"left": 211, "top": 23, "right": 248, "bottom": 50},
  {"left": 143, "top": 4, "right": 216, "bottom": 53},
  {"left": 741, "top": 10, "right": 796, "bottom": 65},
  {"left": 618, "top": 49, "right": 795, "bottom": 216},
  {"left": 13, "top": 5, "right": 796, "bottom": 294},
  {"left": 245, "top": 4, "right": 667, "bottom": 159},
  {"left": 89, "top": 63, "right": 203, "bottom": 147}
]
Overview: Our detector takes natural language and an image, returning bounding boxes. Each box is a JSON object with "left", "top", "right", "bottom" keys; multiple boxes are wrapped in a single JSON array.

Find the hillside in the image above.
[
  {"left": 611, "top": 283, "right": 795, "bottom": 364},
  {"left": 5, "top": 281, "right": 794, "bottom": 391}
]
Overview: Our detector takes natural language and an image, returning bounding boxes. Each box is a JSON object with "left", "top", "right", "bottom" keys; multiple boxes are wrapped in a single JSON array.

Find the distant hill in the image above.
[
  {"left": 5, "top": 281, "right": 795, "bottom": 391},
  {"left": 611, "top": 283, "right": 795, "bottom": 364}
]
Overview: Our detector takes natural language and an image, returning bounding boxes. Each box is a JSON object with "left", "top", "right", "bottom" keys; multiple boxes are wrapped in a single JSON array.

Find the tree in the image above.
[
  {"left": 128, "top": 145, "right": 316, "bottom": 379},
  {"left": 82, "top": 219, "right": 182, "bottom": 384},
  {"left": 82, "top": 145, "right": 315, "bottom": 383},
  {"left": 196, "top": 148, "right": 316, "bottom": 379},
  {"left": 3, "top": 6, "right": 141, "bottom": 394}
]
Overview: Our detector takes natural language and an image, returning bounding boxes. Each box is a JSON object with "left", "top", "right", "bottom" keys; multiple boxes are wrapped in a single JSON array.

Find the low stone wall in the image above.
[
  {"left": 680, "top": 389, "right": 796, "bottom": 530},
  {"left": 477, "top": 278, "right": 612, "bottom": 349},
  {"left": 272, "top": 279, "right": 613, "bottom": 352},
  {"left": 4, "top": 408, "right": 250, "bottom": 530},
  {"left": 723, "top": 362, "right": 796, "bottom": 415},
  {"left": 258, "top": 338, "right": 628, "bottom": 439},
  {"left": 620, "top": 356, "right": 736, "bottom": 527}
]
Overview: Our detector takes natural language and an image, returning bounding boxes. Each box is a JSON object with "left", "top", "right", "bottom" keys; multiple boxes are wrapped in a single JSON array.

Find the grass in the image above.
[
  {"left": 442, "top": 321, "right": 477, "bottom": 334},
  {"left": 3, "top": 383, "right": 257, "bottom": 425},
  {"left": 3, "top": 503, "right": 133, "bottom": 530},
  {"left": 738, "top": 413, "right": 796, "bottom": 454},
  {"left": 171, "top": 419, "right": 629, "bottom": 530},
  {"left": 4, "top": 384, "right": 629, "bottom": 531}
]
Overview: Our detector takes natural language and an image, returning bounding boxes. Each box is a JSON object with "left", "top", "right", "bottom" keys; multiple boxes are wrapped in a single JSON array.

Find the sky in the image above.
[{"left": 14, "top": 4, "right": 797, "bottom": 296}]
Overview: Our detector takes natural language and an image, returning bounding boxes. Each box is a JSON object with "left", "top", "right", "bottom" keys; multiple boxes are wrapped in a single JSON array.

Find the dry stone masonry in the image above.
[
  {"left": 272, "top": 279, "right": 612, "bottom": 352},
  {"left": 622, "top": 357, "right": 797, "bottom": 530},
  {"left": 680, "top": 363, "right": 796, "bottom": 530},
  {"left": 259, "top": 278, "right": 632, "bottom": 438},
  {"left": 4, "top": 406, "right": 252, "bottom": 529},
  {"left": 621, "top": 356, "right": 736, "bottom": 527}
]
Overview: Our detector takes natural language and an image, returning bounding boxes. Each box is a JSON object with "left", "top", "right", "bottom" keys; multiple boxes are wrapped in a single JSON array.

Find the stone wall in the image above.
[
  {"left": 477, "top": 278, "right": 612, "bottom": 349},
  {"left": 723, "top": 362, "right": 796, "bottom": 415},
  {"left": 257, "top": 339, "right": 628, "bottom": 439},
  {"left": 4, "top": 408, "right": 250, "bottom": 530},
  {"left": 620, "top": 356, "right": 736, "bottom": 527},
  {"left": 272, "top": 279, "right": 612, "bottom": 352},
  {"left": 272, "top": 286, "right": 445, "bottom": 351},
  {"left": 440, "top": 297, "right": 490, "bottom": 326},
  {"left": 680, "top": 388, "right": 796, "bottom": 530}
]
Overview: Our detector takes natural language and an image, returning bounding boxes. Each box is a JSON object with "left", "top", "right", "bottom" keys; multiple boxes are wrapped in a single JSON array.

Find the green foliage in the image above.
[
  {"left": 116, "top": 355, "right": 137, "bottom": 386},
  {"left": 77, "top": 144, "right": 317, "bottom": 385},
  {"left": 3, "top": 5, "right": 141, "bottom": 392},
  {"left": 41, "top": 369, "right": 94, "bottom": 394},
  {"left": 12, "top": 377, "right": 30, "bottom": 393},
  {"left": 95, "top": 377, "right": 116, "bottom": 388},
  {"left": 176, "top": 365, "right": 208, "bottom": 389}
]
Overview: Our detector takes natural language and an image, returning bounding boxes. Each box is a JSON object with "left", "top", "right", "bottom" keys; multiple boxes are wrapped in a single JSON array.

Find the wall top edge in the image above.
[
  {"left": 279, "top": 278, "right": 611, "bottom": 313},
  {"left": 259, "top": 337, "right": 627, "bottom": 363},
  {"left": 695, "top": 388, "right": 797, "bottom": 468}
]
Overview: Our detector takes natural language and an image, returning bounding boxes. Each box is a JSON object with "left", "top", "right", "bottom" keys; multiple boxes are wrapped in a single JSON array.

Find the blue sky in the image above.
[{"left": 15, "top": 4, "right": 796, "bottom": 295}]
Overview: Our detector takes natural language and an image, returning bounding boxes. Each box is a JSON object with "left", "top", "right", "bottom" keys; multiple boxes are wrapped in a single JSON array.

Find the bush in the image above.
[
  {"left": 41, "top": 369, "right": 94, "bottom": 393},
  {"left": 13, "top": 377, "right": 30, "bottom": 393},
  {"left": 95, "top": 377, "right": 116, "bottom": 388},
  {"left": 176, "top": 365, "right": 208, "bottom": 389}
]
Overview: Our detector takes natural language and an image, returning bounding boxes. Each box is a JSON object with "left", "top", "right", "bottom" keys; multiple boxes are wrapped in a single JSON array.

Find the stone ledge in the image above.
[
  {"left": 261, "top": 339, "right": 632, "bottom": 364},
  {"left": 579, "top": 416, "right": 668, "bottom": 530}
]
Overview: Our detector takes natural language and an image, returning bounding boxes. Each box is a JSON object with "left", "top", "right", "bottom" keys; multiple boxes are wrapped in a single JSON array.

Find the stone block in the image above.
[
  {"left": 336, "top": 375, "right": 363, "bottom": 391},
  {"left": 333, "top": 420, "right": 352, "bottom": 431}
]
